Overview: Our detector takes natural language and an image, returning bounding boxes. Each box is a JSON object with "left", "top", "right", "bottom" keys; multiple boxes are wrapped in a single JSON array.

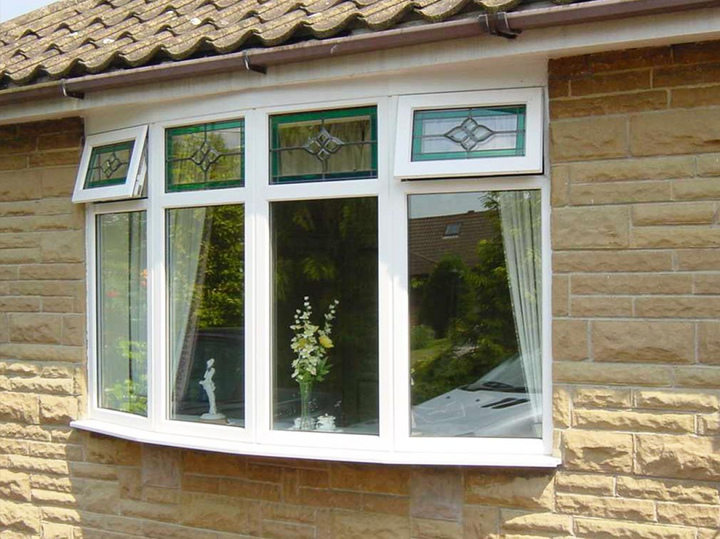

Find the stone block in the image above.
[
  {"left": 635, "top": 297, "right": 720, "bottom": 319},
  {"left": 410, "top": 468, "right": 462, "bottom": 521},
  {"left": 554, "top": 387, "right": 571, "bottom": 429},
  {"left": 695, "top": 275, "right": 720, "bottom": 295},
  {"left": 411, "top": 517, "right": 462, "bottom": 539},
  {"left": 181, "top": 450, "right": 247, "bottom": 477},
  {"left": 40, "top": 231, "right": 84, "bottom": 263},
  {"left": 632, "top": 227, "right": 720, "bottom": 249},
  {"left": 657, "top": 502, "right": 720, "bottom": 528},
  {"left": 86, "top": 434, "right": 141, "bottom": 466},
  {"left": 573, "top": 388, "right": 631, "bottom": 409},
  {"left": 0, "top": 392, "right": 39, "bottom": 424},
  {"left": 555, "top": 472, "right": 614, "bottom": 496},
  {"left": 0, "top": 470, "right": 31, "bottom": 502},
  {"left": 550, "top": 117, "right": 627, "bottom": 162},
  {"left": 571, "top": 70, "right": 651, "bottom": 97},
  {"left": 39, "top": 396, "right": 78, "bottom": 424},
  {"left": 551, "top": 165, "right": 569, "bottom": 207},
  {"left": 330, "top": 463, "right": 409, "bottom": 495},
  {"left": 570, "top": 156, "right": 694, "bottom": 183},
  {"left": 634, "top": 203, "right": 717, "bottom": 226},
  {"left": 8, "top": 313, "right": 62, "bottom": 344},
  {"left": 331, "top": 510, "right": 410, "bottom": 539},
  {"left": 570, "top": 297, "right": 633, "bottom": 317},
  {"left": 699, "top": 322, "right": 720, "bottom": 364},
  {"left": 570, "top": 180, "right": 671, "bottom": 205},
  {"left": 465, "top": 471, "right": 553, "bottom": 510},
  {"left": 698, "top": 153, "right": 720, "bottom": 176},
  {"left": 572, "top": 273, "right": 692, "bottom": 295},
  {"left": 592, "top": 321, "right": 694, "bottom": 363},
  {"left": 674, "top": 367, "right": 720, "bottom": 389},
  {"left": 500, "top": 509, "right": 571, "bottom": 535},
  {"left": 631, "top": 109, "right": 720, "bottom": 156},
  {"left": 654, "top": 62, "right": 720, "bottom": 88},
  {"left": 635, "top": 389, "right": 719, "bottom": 412},
  {"left": 143, "top": 445, "right": 180, "bottom": 488},
  {"left": 573, "top": 409, "right": 694, "bottom": 433},
  {"left": 587, "top": 46, "right": 672, "bottom": 72},
  {"left": 552, "top": 207, "right": 629, "bottom": 250},
  {"left": 551, "top": 91, "right": 667, "bottom": 120},
  {"left": 563, "top": 430, "right": 632, "bottom": 473},
  {"left": 553, "top": 275, "right": 569, "bottom": 316},
  {"left": 673, "top": 85, "right": 720, "bottom": 108},
  {"left": 555, "top": 250, "right": 672, "bottom": 273},
  {"left": 0, "top": 500, "right": 41, "bottom": 534},
  {"left": 676, "top": 249, "right": 720, "bottom": 271},
  {"left": 552, "top": 320, "right": 588, "bottom": 361},
  {"left": 575, "top": 517, "right": 694, "bottom": 539},
  {"left": 555, "top": 362, "right": 672, "bottom": 387},
  {"left": 262, "top": 519, "right": 315, "bottom": 539},
  {"left": 617, "top": 476, "right": 719, "bottom": 504},
  {"left": 463, "top": 506, "right": 498, "bottom": 538},
  {"left": 636, "top": 434, "right": 720, "bottom": 481},
  {"left": 556, "top": 493, "right": 655, "bottom": 521}
]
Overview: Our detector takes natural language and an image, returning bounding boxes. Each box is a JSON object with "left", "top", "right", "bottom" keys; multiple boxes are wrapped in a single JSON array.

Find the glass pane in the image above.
[
  {"left": 408, "top": 190, "right": 542, "bottom": 438},
  {"left": 167, "top": 205, "right": 245, "bottom": 426},
  {"left": 166, "top": 120, "right": 244, "bottom": 192},
  {"left": 272, "top": 197, "right": 378, "bottom": 434},
  {"left": 97, "top": 212, "right": 147, "bottom": 415},
  {"left": 270, "top": 107, "right": 377, "bottom": 184},
  {"left": 85, "top": 141, "right": 134, "bottom": 189},
  {"left": 412, "top": 106, "right": 526, "bottom": 162}
]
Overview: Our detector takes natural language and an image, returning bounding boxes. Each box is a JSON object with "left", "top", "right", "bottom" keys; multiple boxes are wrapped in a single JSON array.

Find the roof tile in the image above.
[{"left": 0, "top": 0, "right": 591, "bottom": 88}]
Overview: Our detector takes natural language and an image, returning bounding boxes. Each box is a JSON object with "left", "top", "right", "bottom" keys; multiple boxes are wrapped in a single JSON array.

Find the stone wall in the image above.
[{"left": 1, "top": 41, "right": 720, "bottom": 538}]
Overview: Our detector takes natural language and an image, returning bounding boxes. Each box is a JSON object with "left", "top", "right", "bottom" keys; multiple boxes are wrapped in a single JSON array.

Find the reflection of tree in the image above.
[
  {"left": 168, "top": 125, "right": 242, "bottom": 188},
  {"left": 273, "top": 198, "right": 378, "bottom": 426},
  {"left": 411, "top": 196, "right": 518, "bottom": 405}
]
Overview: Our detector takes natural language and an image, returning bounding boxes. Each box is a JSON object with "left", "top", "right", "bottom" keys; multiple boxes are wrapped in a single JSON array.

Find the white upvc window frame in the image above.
[
  {"left": 74, "top": 87, "right": 558, "bottom": 467},
  {"left": 394, "top": 88, "right": 543, "bottom": 180},
  {"left": 72, "top": 125, "right": 149, "bottom": 203}
]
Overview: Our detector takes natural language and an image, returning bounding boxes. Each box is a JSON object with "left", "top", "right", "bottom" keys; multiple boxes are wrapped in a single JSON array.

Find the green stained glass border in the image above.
[
  {"left": 411, "top": 106, "right": 526, "bottom": 162},
  {"left": 165, "top": 119, "right": 245, "bottom": 192},
  {"left": 270, "top": 106, "right": 378, "bottom": 184},
  {"left": 84, "top": 141, "right": 135, "bottom": 189}
]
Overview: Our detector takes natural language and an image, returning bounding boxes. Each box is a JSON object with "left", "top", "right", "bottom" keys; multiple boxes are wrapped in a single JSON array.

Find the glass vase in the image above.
[{"left": 298, "top": 379, "right": 314, "bottom": 430}]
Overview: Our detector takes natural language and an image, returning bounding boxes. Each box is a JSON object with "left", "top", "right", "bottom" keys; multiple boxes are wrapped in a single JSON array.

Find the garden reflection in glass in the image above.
[
  {"left": 272, "top": 198, "right": 379, "bottom": 434},
  {"left": 167, "top": 205, "right": 245, "bottom": 426},
  {"left": 97, "top": 212, "right": 148, "bottom": 415},
  {"left": 165, "top": 120, "right": 244, "bottom": 192},
  {"left": 270, "top": 107, "right": 377, "bottom": 184},
  {"left": 408, "top": 190, "right": 542, "bottom": 438},
  {"left": 411, "top": 106, "right": 525, "bottom": 162}
]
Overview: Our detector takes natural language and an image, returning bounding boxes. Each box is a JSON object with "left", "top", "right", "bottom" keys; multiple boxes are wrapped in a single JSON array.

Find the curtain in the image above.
[
  {"left": 168, "top": 207, "right": 210, "bottom": 412},
  {"left": 498, "top": 190, "right": 542, "bottom": 435}
]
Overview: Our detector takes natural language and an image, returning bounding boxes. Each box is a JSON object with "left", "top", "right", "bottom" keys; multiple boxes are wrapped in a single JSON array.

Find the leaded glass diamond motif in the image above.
[
  {"left": 444, "top": 118, "right": 495, "bottom": 151},
  {"left": 412, "top": 105, "right": 526, "bottom": 162},
  {"left": 270, "top": 106, "right": 378, "bottom": 184},
  {"left": 84, "top": 141, "right": 135, "bottom": 189},
  {"left": 100, "top": 152, "right": 124, "bottom": 179},
  {"left": 166, "top": 119, "right": 244, "bottom": 192},
  {"left": 303, "top": 127, "right": 344, "bottom": 161}
]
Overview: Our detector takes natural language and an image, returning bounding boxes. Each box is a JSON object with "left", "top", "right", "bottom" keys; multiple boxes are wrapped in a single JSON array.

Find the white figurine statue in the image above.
[{"left": 199, "top": 358, "right": 225, "bottom": 420}]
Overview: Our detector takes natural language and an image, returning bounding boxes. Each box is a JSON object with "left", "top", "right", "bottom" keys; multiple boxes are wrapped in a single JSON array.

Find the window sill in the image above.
[{"left": 71, "top": 419, "right": 561, "bottom": 468}]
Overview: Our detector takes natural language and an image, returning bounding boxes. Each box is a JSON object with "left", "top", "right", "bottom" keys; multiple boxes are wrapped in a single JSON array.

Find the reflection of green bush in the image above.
[
  {"left": 419, "top": 256, "right": 468, "bottom": 337},
  {"left": 105, "top": 340, "right": 147, "bottom": 415},
  {"left": 410, "top": 325, "right": 435, "bottom": 350}
]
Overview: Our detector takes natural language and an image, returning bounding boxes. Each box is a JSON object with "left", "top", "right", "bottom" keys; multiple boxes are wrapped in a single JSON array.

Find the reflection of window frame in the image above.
[
  {"left": 394, "top": 89, "right": 543, "bottom": 180},
  {"left": 75, "top": 93, "right": 555, "bottom": 467},
  {"left": 72, "top": 126, "right": 148, "bottom": 203}
]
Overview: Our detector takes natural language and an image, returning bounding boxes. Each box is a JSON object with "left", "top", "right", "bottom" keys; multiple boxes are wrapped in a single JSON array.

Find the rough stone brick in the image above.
[
  {"left": 86, "top": 434, "right": 141, "bottom": 466},
  {"left": 655, "top": 62, "right": 720, "bottom": 88},
  {"left": 572, "top": 273, "right": 692, "bottom": 295},
  {"left": 570, "top": 180, "right": 672, "bottom": 205},
  {"left": 695, "top": 275, "right": 720, "bottom": 295},
  {"left": 673, "top": 178, "right": 720, "bottom": 201},
  {"left": 672, "top": 85, "right": 720, "bottom": 108},
  {"left": 8, "top": 313, "right": 62, "bottom": 344},
  {"left": 677, "top": 249, "right": 720, "bottom": 271},
  {"left": 552, "top": 207, "right": 629, "bottom": 249},
  {"left": 330, "top": 463, "right": 409, "bottom": 496},
  {"left": 699, "top": 414, "right": 720, "bottom": 435},
  {"left": 0, "top": 500, "right": 41, "bottom": 534},
  {"left": 573, "top": 388, "right": 631, "bottom": 408},
  {"left": 39, "top": 396, "right": 78, "bottom": 424},
  {"left": 551, "top": 165, "right": 570, "bottom": 207},
  {"left": 554, "top": 250, "right": 672, "bottom": 273},
  {"left": 592, "top": 321, "right": 694, "bottom": 363},
  {"left": 697, "top": 153, "right": 720, "bottom": 176},
  {"left": 563, "top": 430, "right": 633, "bottom": 473},
  {"left": 551, "top": 91, "right": 667, "bottom": 119},
  {"left": 631, "top": 109, "right": 720, "bottom": 156},
  {"left": 28, "top": 150, "right": 82, "bottom": 168},
  {"left": 635, "top": 389, "right": 719, "bottom": 412},
  {"left": 634, "top": 203, "right": 717, "bottom": 226},
  {"left": 40, "top": 522, "right": 74, "bottom": 539},
  {"left": 570, "top": 156, "right": 694, "bottom": 183},
  {"left": 552, "top": 320, "right": 588, "bottom": 361},
  {"left": 588, "top": 46, "right": 673, "bottom": 72},
  {"left": 555, "top": 362, "right": 672, "bottom": 387},
  {"left": 61, "top": 314, "right": 84, "bottom": 346},
  {"left": 550, "top": 117, "right": 628, "bottom": 162},
  {"left": 674, "top": 366, "right": 720, "bottom": 389},
  {"left": 0, "top": 470, "right": 31, "bottom": 501},
  {"left": 556, "top": 493, "right": 655, "bottom": 521},
  {"left": 574, "top": 517, "right": 694, "bottom": 539},
  {"left": 40, "top": 231, "right": 84, "bottom": 263},
  {"left": 555, "top": 473, "right": 614, "bottom": 496},
  {"left": 142, "top": 445, "right": 180, "bottom": 488},
  {"left": 0, "top": 248, "right": 40, "bottom": 264},
  {"left": 573, "top": 409, "right": 694, "bottom": 433},
  {"left": 571, "top": 70, "right": 651, "bottom": 97},
  {"left": 142, "top": 521, "right": 217, "bottom": 539},
  {"left": 331, "top": 510, "right": 410, "bottom": 539},
  {"left": 553, "top": 275, "right": 569, "bottom": 316},
  {"left": 657, "top": 502, "right": 720, "bottom": 528},
  {"left": 0, "top": 392, "right": 39, "bottom": 424},
  {"left": 410, "top": 468, "right": 462, "bottom": 521},
  {"left": 554, "top": 387, "right": 571, "bottom": 429},
  {"left": 617, "top": 476, "right": 719, "bottom": 504},
  {"left": 635, "top": 297, "right": 720, "bottom": 319},
  {"left": 463, "top": 506, "right": 498, "bottom": 537},
  {"left": 699, "top": 322, "right": 720, "bottom": 364},
  {"left": 636, "top": 434, "right": 720, "bottom": 481},
  {"left": 465, "top": 471, "right": 553, "bottom": 510},
  {"left": 120, "top": 498, "right": 181, "bottom": 523},
  {"left": 570, "top": 296, "right": 633, "bottom": 317},
  {"left": 500, "top": 509, "right": 572, "bottom": 535}
]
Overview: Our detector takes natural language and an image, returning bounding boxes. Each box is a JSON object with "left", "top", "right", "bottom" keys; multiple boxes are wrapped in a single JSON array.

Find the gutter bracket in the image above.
[
  {"left": 60, "top": 79, "right": 84, "bottom": 100},
  {"left": 480, "top": 12, "right": 520, "bottom": 39},
  {"left": 243, "top": 51, "right": 267, "bottom": 75}
]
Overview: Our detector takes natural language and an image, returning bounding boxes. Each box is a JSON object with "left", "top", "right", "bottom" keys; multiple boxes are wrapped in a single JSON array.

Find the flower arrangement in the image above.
[{"left": 290, "top": 296, "right": 339, "bottom": 384}]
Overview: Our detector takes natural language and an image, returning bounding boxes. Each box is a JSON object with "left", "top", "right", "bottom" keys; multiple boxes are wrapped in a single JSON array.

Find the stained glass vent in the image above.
[
  {"left": 411, "top": 106, "right": 526, "bottom": 162},
  {"left": 166, "top": 119, "right": 244, "bottom": 192},
  {"left": 270, "top": 107, "right": 378, "bottom": 184},
  {"left": 84, "top": 141, "right": 135, "bottom": 189}
]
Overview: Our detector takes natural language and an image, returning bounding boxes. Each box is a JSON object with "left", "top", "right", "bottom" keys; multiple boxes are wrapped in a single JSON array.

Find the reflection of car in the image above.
[{"left": 412, "top": 355, "right": 540, "bottom": 438}]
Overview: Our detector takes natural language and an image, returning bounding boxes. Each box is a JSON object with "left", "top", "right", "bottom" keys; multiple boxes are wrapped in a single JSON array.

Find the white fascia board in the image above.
[{"left": 2, "top": 6, "right": 720, "bottom": 126}]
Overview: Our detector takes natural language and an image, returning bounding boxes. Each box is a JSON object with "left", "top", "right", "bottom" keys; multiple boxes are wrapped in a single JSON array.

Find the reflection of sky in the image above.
[{"left": 409, "top": 192, "right": 489, "bottom": 218}]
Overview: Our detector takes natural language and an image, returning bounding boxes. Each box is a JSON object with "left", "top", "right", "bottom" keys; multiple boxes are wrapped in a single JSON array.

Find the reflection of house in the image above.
[
  {"left": 3, "top": 1, "right": 720, "bottom": 537},
  {"left": 409, "top": 210, "right": 495, "bottom": 277}
]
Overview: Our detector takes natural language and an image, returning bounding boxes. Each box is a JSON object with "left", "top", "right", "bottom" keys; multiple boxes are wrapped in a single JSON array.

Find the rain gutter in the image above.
[{"left": 1, "top": 0, "right": 719, "bottom": 106}]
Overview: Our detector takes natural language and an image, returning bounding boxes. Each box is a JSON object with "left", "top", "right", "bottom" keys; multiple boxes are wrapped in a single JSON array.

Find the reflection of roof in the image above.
[
  {"left": 409, "top": 210, "right": 495, "bottom": 276},
  {"left": 0, "top": 0, "right": 594, "bottom": 89}
]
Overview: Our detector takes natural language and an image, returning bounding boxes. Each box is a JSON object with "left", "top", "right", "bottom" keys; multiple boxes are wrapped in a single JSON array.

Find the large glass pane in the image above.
[
  {"left": 270, "top": 107, "right": 377, "bottom": 184},
  {"left": 85, "top": 141, "right": 134, "bottom": 189},
  {"left": 408, "top": 190, "right": 542, "bottom": 438},
  {"left": 167, "top": 205, "right": 245, "bottom": 426},
  {"left": 272, "top": 197, "right": 378, "bottom": 434},
  {"left": 412, "top": 106, "right": 525, "bottom": 162},
  {"left": 166, "top": 120, "right": 244, "bottom": 192},
  {"left": 97, "top": 212, "right": 147, "bottom": 415}
]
